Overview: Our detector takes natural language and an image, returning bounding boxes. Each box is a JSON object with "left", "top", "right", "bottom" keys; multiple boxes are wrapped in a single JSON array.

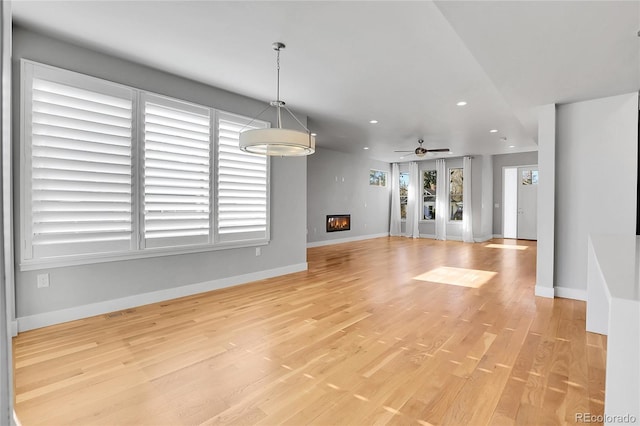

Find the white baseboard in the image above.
[
  {"left": 493, "top": 234, "right": 503, "bottom": 239},
  {"left": 419, "top": 234, "right": 436, "bottom": 239},
  {"left": 535, "top": 285, "right": 555, "bottom": 298},
  {"left": 474, "top": 235, "right": 493, "bottom": 243},
  {"left": 406, "top": 234, "right": 492, "bottom": 243},
  {"left": 307, "top": 232, "right": 389, "bottom": 248},
  {"left": 17, "top": 262, "right": 308, "bottom": 332},
  {"left": 10, "top": 320, "right": 17, "bottom": 337},
  {"left": 555, "top": 286, "right": 587, "bottom": 301},
  {"left": 446, "top": 235, "right": 463, "bottom": 242}
]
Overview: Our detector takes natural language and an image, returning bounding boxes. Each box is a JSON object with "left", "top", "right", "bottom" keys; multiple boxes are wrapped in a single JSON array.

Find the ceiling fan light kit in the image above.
[{"left": 239, "top": 42, "right": 315, "bottom": 156}]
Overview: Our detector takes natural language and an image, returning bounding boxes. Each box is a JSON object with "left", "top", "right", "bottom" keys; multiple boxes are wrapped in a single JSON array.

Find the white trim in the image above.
[
  {"left": 9, "top": 322, "right": 16, "bottom": 338},
  {"left": 307, "top": 233, "right": 389, "bottom": 248},
  {"left": 17, "top": 262, "right": 307, "bottom": 332},
  {"left": 416, "top": 234, "right": 492, "bottom": 242},
  {"left": 19, "top": 239, "right": 269, "bottom": 271},
  {"left": 419, "top": 234, "right": 436, "bottom": 239},
  {"left": 493, "top": 234, "right": 503, "bottom": 239},
  {"left": 446, "top": 235, "right": 463, "bottom": 242},
  {"left": 555, "top": 286, "right": 587, "bottom": 301},
  {"left": 535, "top": 285, "right": 555, "bottom": 298},
  {"left": 3, "top": 6, "right": 16, "bottom": 424}
]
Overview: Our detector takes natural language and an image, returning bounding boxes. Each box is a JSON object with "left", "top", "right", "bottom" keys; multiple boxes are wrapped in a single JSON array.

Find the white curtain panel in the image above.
[
  {"left": 435, "top": 159, "right": 447, "bottom": 240},
  {"left": 462, "top": 156, "right": 474, "bottom": 243},
  {"left": 406, "top": 162, "right": 421, "bottom": 238},
  {"left": 389, "top": 163, "right": 402, "bottom": 236}
]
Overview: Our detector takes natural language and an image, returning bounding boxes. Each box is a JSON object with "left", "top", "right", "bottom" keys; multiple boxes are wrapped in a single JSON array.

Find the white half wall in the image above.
[{"left": 555, "top": 93, "right": 639, "bottom": 292}]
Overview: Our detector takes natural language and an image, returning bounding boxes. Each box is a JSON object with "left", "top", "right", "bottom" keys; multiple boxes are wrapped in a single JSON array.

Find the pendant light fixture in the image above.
[{"left": 239, "top": 42, "right": 315, "bottom": 156}]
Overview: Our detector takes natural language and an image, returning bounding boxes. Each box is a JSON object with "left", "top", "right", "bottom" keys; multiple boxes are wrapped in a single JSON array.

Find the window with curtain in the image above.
[
  {"left": 449, "top": 168, "right": 463, "bottom": 221},
  {"left": 400, "top": 172, "right": 409, "bottom": 219},
  {"left": 21, "top": 60, "right": 270, "bottom": 267},
  {"left": 423, "top": 170, "right": 437, "bottom": 220}
]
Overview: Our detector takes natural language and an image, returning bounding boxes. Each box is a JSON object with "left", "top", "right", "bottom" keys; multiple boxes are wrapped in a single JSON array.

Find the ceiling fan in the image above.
[{"left": 394, "top": 139, "right": 450, "bottom": 157}]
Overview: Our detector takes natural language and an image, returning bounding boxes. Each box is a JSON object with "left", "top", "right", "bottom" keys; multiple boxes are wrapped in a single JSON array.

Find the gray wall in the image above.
[
  {"left": 13, "top": 27, "right": 308, "bottom": 318},
  {"left": 492, "top": 151, "right": 538, "bottom": 235},
  {"left": 555, "top": 93, "right": 638, "bottom": 291},
  {"left": 307, "top": 147, "right": 390, "bottom": 243}
]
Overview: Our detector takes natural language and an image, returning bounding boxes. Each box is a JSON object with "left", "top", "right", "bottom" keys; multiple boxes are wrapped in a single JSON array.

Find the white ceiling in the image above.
[{"left": 12, "top": 0, "right": 640, "bottom": 163}]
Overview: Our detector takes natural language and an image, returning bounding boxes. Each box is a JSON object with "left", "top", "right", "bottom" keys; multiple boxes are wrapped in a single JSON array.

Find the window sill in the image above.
[
  {"left": 19, "top": 239, "right": 269, "bottom": 272},
  {"left": 419, "top": 219, "right": 436, "bottom": 223}
]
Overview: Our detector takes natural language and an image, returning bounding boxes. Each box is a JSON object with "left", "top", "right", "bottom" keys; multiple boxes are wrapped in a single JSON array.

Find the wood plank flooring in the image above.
[{"left": 13, "top": 237, "right": 606, "bottom": 425}]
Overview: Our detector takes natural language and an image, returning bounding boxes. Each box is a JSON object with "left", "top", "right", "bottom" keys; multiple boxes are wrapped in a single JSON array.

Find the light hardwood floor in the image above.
[{"left": 13, "top": 237, "right": 606, "bottom": 425}]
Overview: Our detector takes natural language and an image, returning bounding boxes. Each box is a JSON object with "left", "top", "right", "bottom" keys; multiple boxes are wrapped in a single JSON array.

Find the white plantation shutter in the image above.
[
  {"left": 142, "top": 94, "right": 211, "bottom": 248},
  {"left": 23, "top": 63, "right": 135, "bottom": 259},
  {"left": 21, "top": 61, "right": 273, "bottom": 266},
  {"left": 217, "top": 112, "right": 270, "bottom": 242}
]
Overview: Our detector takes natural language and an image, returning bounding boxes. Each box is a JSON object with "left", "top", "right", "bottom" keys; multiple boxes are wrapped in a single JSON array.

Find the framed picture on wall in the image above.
[{"left": 369, "top": 169, "right": 387, "bottom": 187}]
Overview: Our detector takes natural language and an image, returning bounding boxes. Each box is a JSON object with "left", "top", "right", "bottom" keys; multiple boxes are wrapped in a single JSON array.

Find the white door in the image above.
[{"left": 517, "top": 166, "right": 538, "bottom": 240}]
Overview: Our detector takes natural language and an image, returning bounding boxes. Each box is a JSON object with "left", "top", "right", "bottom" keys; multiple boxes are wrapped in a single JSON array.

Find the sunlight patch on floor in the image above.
[
  {"left": 413, "top": 266, "right": 497, "bottom": 288},
  {"left": 485, "top": 244, "right": 528, "bottom": 250}
]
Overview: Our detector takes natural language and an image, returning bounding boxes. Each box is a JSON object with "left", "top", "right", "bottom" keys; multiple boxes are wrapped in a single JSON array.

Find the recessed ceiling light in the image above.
[
  {"left": 311, "top": 133, "right": 317, "bottom": 137},
  {"left": 509, "top": 145, "right": 515, "bottom": 148},
  {"left": 369, "top": 120, "right": 378, "bottom": 124},
  {"left": 489, "top": 129, "right": 498, "bottom": 133},
  {"left": 363, "top": 147, "right": 369, "bottom": 150},
  {"left": 456, "top": 101, "right": 467, "bottom": 106},
  {"left": 448, "top": 152, "right": 454, "bottom": 155}
]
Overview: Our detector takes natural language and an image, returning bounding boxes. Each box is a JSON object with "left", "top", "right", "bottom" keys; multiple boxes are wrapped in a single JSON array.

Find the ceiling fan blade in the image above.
[
  {"left": 427, "top": 148, "right": 450, "bottom": 152},
  {"left": 394, "top": 150, "right": 414, "bottom": 153}
]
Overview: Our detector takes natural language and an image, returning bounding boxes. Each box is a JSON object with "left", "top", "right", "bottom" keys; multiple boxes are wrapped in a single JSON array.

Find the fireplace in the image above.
[{"left": 326, "top": 214, "right": 351, "bottom": 232}]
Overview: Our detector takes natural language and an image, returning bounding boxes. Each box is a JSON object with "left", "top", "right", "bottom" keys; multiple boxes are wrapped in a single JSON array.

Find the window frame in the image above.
[
  {"left": 420, "top": 169, "right": 437, "bottom": 222},
  {"left": 215, "top": 111, "right": 271, "bottom": 244},
  {"left": 139, "top": 91, "right": 213, "bottom": 250},
  {"left": 399, "top": 171, "right": 409, "bottom": 221},
  {"left": 20, "top": 60, "right": 271, "bottom": 271},
  {"left": 448, "top": 167, "right": 464, "bottom": 223}
]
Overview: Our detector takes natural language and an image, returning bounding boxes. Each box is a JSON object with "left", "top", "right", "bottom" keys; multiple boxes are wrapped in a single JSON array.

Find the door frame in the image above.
[{"left": 502, "top": 164, "right": 538, "bottom": 239}]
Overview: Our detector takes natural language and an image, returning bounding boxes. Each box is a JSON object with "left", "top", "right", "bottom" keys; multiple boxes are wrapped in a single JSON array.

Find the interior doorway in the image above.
[{"left": 503, "top": 165, "right": 538, "bottom": 240}]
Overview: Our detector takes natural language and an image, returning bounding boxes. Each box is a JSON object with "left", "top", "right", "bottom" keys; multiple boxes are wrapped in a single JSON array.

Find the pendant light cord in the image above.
[
  {"left": 275, "top": 47, "right": 282, "bottom": 128},
  {"left": 239, "top": 42, "right": 311, "bottom": 135},
  {"left": 276, "top": 47, "right": 280, "bottom": 103}
]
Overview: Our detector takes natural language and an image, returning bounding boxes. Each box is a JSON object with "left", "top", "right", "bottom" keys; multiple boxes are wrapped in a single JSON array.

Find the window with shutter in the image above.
[
  {"left": 141, "top": 94, "right": 211, "bottom": 248},
  {"left": 217, "top": 112, "right": 269, "bottom": 243},
  {"left": 23, "top": 63, "right": 135, "bottom": 259},
  {"left": 21, "top": 61, "right": 272, "bottom": 268}
]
